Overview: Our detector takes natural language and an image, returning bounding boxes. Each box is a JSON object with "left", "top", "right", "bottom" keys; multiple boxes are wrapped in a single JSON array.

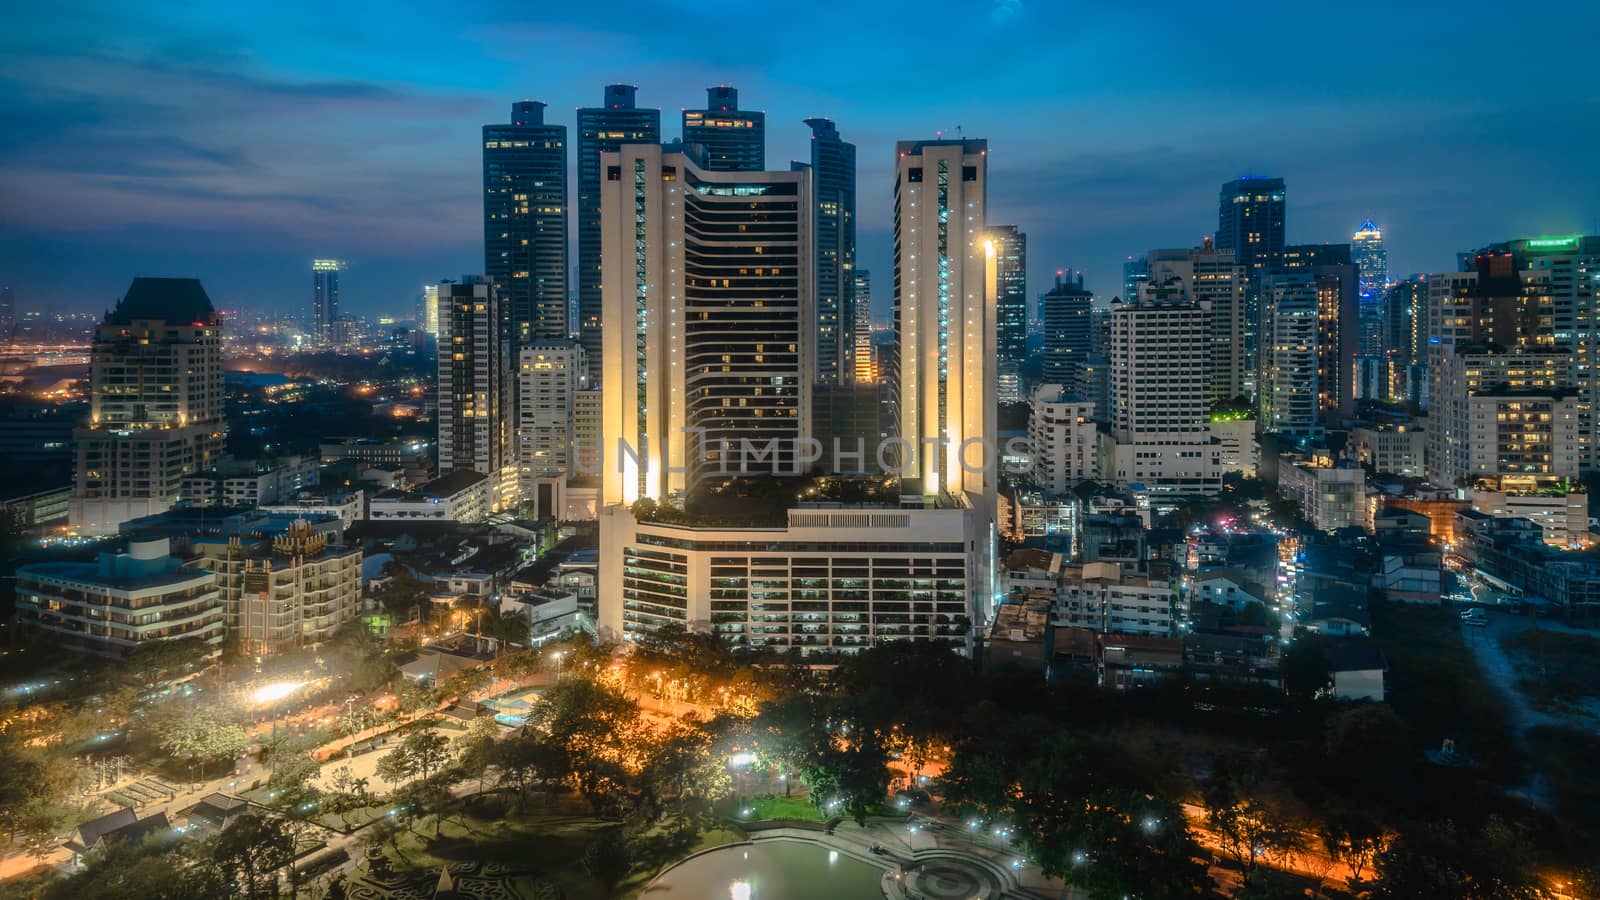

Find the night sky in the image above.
[{"left": 3, "top": 0, "right": 1597, "bottom": 321}]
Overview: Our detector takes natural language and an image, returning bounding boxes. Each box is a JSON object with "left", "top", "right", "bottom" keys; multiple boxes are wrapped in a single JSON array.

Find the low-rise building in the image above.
[
  {"left": 179, "top": 454, "right": 319, "bottom": 508},
  {"left": 1054, "top": 562, "right": 1177, "bottom": 637},
  {"left": 259, "top": 488, "right": 364, "bottom": 533},
  {"left": 15, "top": 538, "right": 224, "bottom": 658},
  {"left": 1350, "top": 422, "right": 1425, "bottom": 477},
  {"left": 1328, "top": 642, "right": 1387, "bottom": 701},
  {"left": 368, "top": 470, "right": 491, "bottom": 523},
  {"left": 1471, "top": 482, "right": 1589, "bottom": 549},
  {"left": 1279, "top": 458, "right": 1366, "bottom": 532}
]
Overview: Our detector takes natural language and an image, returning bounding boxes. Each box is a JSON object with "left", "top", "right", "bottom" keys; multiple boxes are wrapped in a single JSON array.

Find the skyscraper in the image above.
[
  {"left": 517, "top": 342, "right": 588, "bottom": 508},
  {"left": 1142, "top": 244, "right": 1248, "bottom": 404},
  {"left": 1040, "top": 271, "right": 1093, "bottom": 388},
  {"left": 1107, "top": 298, "right": 1221, "bottom": 495},
  {"left": 437, "top": 277, "right": 517, "bottom": 509},
  {"left": 800, "top": 117, "right": 856, "bottom": 385},
  {"left": 0, "top": 285, "right": 13, "bottom": 340},
  {"left": 71, "top": 278, "right": 225, "bottom": 535},
  {"left": 577, "top": 85, "right": 661, "bottom": 386},
  {"left": 991, "top": 225, "right": 1028, "bottom": 377},
  {"left": 1352, "top": 219, "right": 1389, "bottom": 299},
  {"left": 1258, "top": 271, "right": 1321, "bottom": 440},
  {"left": 598, "top": 143, "right": 810, "bottom": 505},
  {"left": 484, "top": 100, "right": 569, "bottom": 349},
  {"left": 311, "top": 260, "right": 344, "bottom": 344},
  {"left": 1122, "top": 256, "right": 1149, "bottom": 303},
  {"left": 682, "top": 86, "right": 764, "bottom": 172},
  {"left": 853, "top": 269, "right": 875, "bottom": 383},
  {"left": 418, "top": 283, "right": 440, "bottom": 337},
  {"left": 893, "top": 138, "right": 996, "bottom": 502},
  {"left": 1215, "top": 177, "right": 1287, "bottom": 276}
]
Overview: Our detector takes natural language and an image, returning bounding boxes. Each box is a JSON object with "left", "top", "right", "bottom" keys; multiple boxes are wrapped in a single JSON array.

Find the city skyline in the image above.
[{"left": 5, "top": 2, "right": 1598, "bottom": 319}]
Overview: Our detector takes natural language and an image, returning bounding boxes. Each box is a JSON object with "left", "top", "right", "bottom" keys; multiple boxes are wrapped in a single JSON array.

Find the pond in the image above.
[{"left": 646, "top": 838, "right": 887, "bottom": 899}]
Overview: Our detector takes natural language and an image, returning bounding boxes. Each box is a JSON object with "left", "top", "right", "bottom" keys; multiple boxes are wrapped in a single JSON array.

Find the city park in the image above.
[{"left": 0, "top": 601, "right": 1584, "bottom": 899}]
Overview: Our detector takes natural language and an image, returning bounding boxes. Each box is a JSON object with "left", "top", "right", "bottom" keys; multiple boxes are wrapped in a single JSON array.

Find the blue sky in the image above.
[{"left": 2, "top": 0, "right": 1597, "bottom": 320}]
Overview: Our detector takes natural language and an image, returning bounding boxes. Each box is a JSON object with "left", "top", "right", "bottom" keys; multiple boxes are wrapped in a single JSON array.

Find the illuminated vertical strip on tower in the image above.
[
  {"left": 634, "top": 158, "right": 650, "bottom": 501},
  {"left": 934, "top": 159, "right": 950, "bottom": 489}
]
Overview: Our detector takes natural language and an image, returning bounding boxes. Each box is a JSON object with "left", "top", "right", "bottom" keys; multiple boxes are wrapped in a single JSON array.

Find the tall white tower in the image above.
[{"left": 891, "top": 139, "right": 996, "bottom": 501}]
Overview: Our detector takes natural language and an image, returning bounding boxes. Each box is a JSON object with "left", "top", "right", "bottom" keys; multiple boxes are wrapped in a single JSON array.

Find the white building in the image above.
[
  {"left": 599, "top": 502, "right": 980, "bottom": 652},
  {"left": 180, "top": 455, "right": 319, "bottom": 508},
  {"left": 1350, "top": 423, "right": 1425, "bottom": 477},
  {"left": 1141, "top": 246, "right": 1248, "bottom": 403},
  {"left": 15, "top": 538, "right": 224, "bottom": 658},
  {"left": 1428, "top": 346, "right": 1571, "bottom": 485},
  {"left": 1466, "top": 390, "right": 1582, "bottom": 481},
  {"left": 1279, "top": 459, "right": 1367, "bottom": 532},
  {"left": 1209, "top": 418, "right": 1258, "bottom": 476},
  {"left": 368, "top": 470, "right": 492, "bottom": 523},
  {"left": 598, "top": 143, "right": 812, "bottom": 504},
  {"left": 1471, "top": 487, "right": 1589, "bottom": 549},
  {"left": 189, "top": 522, "right": 362, "bottom": 656},
  {"left": 1028, "top": 384, "right": 1096, "bottom": 494},
  {"left": 1053, "top": 561, "right": 1177, "bottom": 637},
  {"left": 259, "top": 489, "right": 365, "bottom": 533},
  {"left": 892, "top": 138, "right": 996, "bottom": 512},
  {"left": 72, "top": 279, "right": 225, "bottom": 536},
  {"left": 517, "top": 343, "right": 588, "bottom": 483},
  {"left": 1106, "top": 298, "right": 1221, "bottom": 495}
]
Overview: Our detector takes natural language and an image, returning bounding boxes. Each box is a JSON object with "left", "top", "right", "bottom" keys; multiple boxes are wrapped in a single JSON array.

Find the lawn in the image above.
[
  {"left": 745, "top": 793, "right": 821, "bottom": 821},
  {"left": 373, "top": 793, "right": 744, "bottom": 900},
  {"left": 1502, "top": 628, "right": 1600, "bottom": 715},
  {"left": 1369, "top": 600, "right": 1520, "bottom": 780}
]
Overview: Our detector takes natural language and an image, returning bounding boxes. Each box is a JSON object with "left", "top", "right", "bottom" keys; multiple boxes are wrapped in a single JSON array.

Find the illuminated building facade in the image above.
[
  {"left": 1352, "top": 219, "right": 1389, "bottom": 299},
  {"left": 437, "top": 278, "right": 518, "bottom": 509},
  {"left": 1258, "top": 271, "right": 1320, "bottom": 440},
  {"left": 853, "top": 269, "right": 875, "bottom": 382},
  {"left": 598, "top": 143, "right": 811, "bottom": 505},
  {"left": 800, "top": 117, "right": 856, "bottom": 386},
  {"left": 484, "top": 100, "right": 568, "bottom": 348},
  {"left": 892, "top": 138, "right": 997, "bottom": 504},
  {"left": 189, "top": 521, "right": 362, "bottom": 656},
  {"left": 577, "top": 84, "right": 661, "bottom": 386},
  {"left": 517, "top": 342, "right": 589, "bottom": 487},
  {"left": 71, "top": 278, "right": 225, "bottom": 535},
  {"left": 991, "top": 224, "right": 1028, "bottom": 385},
  {"left": 312, "top": 259, "right": 343, "bottom": 344},
  {"left": 15, "top": 538, "right": 224, "bottom": 659},
  {"left": 681, "top": 85, "right": 765, "bottom": 172},
  {"left": 1142, "top": 245, "right": 1248, "bottom": 403},
  {"left": 1108, "top": 298, "right": 1222, "bottom": 494},
  {"left": 1041, "top": 271, "right": 1093, "bottom": 388}
]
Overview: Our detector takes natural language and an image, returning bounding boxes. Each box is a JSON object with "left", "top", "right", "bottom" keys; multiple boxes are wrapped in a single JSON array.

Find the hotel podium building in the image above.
[{"left": 597, "top": 137, "right": 999, "bottom": 653}]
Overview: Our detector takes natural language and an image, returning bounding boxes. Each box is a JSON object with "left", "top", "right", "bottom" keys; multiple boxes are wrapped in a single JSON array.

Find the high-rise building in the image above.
[
  {"left": 188, "top": 522, "right": 361, "bottom": 657},
  {"left": 1429, "top": 346, "right": 1573, "bottom": 485},
  {"left": 1122, "top": 256, "right": 1149, "bottom": 303},
  {"left": 0, "top": 285, "right": 13, "bottom": 340},
  {"left": 1258, "top": 272, "right": 1321, "bottom": 440},
  {"left": 799, "top": 117, "right": 856, "bottom": 385},
  {"left": 1216, "top": 177, "right": 1287, "bottom": 277},
  {"left": 992, "top": 225, "right": 1028, "bottom": 374},
  {"left": 1107, "top": 298, "right": 1221, "bottom": 495},
  {"left": 1040, "top": 271, "right": 1093, "bottom": 387},
  {"left": 418, "top": 283, "right": 440, "bottom": 336},
  {"left": 682, "top": 85, "right": 765, "bottom": 172},
  {"left": 1142, "top": 244, "right": 1248, "bottom": 404},
  {"left": 517, "top": 342, "right": 588, "bottom": 485},
  {"left": 1280, "top": 244, "right": 1359, "bottom": 422},
  {"left": 311, "top": 259, "right": 344, "bottom": 344},
  {"left": 598, "top": 143, "right": 810, "bottom": 505},
  {"left": 892, "top": 138, "right": 996, "bottom": 503},
  {"left": 1352, "top": 219, "right": 1389, "bottom": 299},
  {"left": 853, "top": 269, "right": 875, "bottom": 383},
  {"left": 577, "top": 85, "right": 661, "bottom": 386},
  {"left": 1029, "top": 383, "right": 1097, "bottom": 494},
  {"left": 437, "top": 277, "right": 517, "bottom": 510},
  {"left": 484, "top": 100, "right": 569, "bottom": 349},
  {"left": 71, "top": 278, "right": 225, "bottom": 535}
]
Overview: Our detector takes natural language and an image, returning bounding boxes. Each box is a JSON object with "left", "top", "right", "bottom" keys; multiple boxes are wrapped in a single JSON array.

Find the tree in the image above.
[
  {"left": 211, "top": 813, "right": 296, "bottom": 900},
  {"left": 1319, "top": 810, "right": 1389, "bottom": 884},
  {"left": 123, "top": 637, "right": 211, "bottom": 692},
  {"left": 155, "top": 706, "right": 249, "bottom": 781},
  {"left": 0, "top": 740, "right": 62, "bottom": 853},
  {"left": 492, "top": 733, "right": 569, "bottom": 806},
  {"left": 1202, "top": 764, "right": 1303, "bottom": 890},
  {"left": 454, "top": 716, "right": 500, "bottom": 793},
  {"left": 1368, "top": 817, "right": 1551, "bottom": 900}
]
